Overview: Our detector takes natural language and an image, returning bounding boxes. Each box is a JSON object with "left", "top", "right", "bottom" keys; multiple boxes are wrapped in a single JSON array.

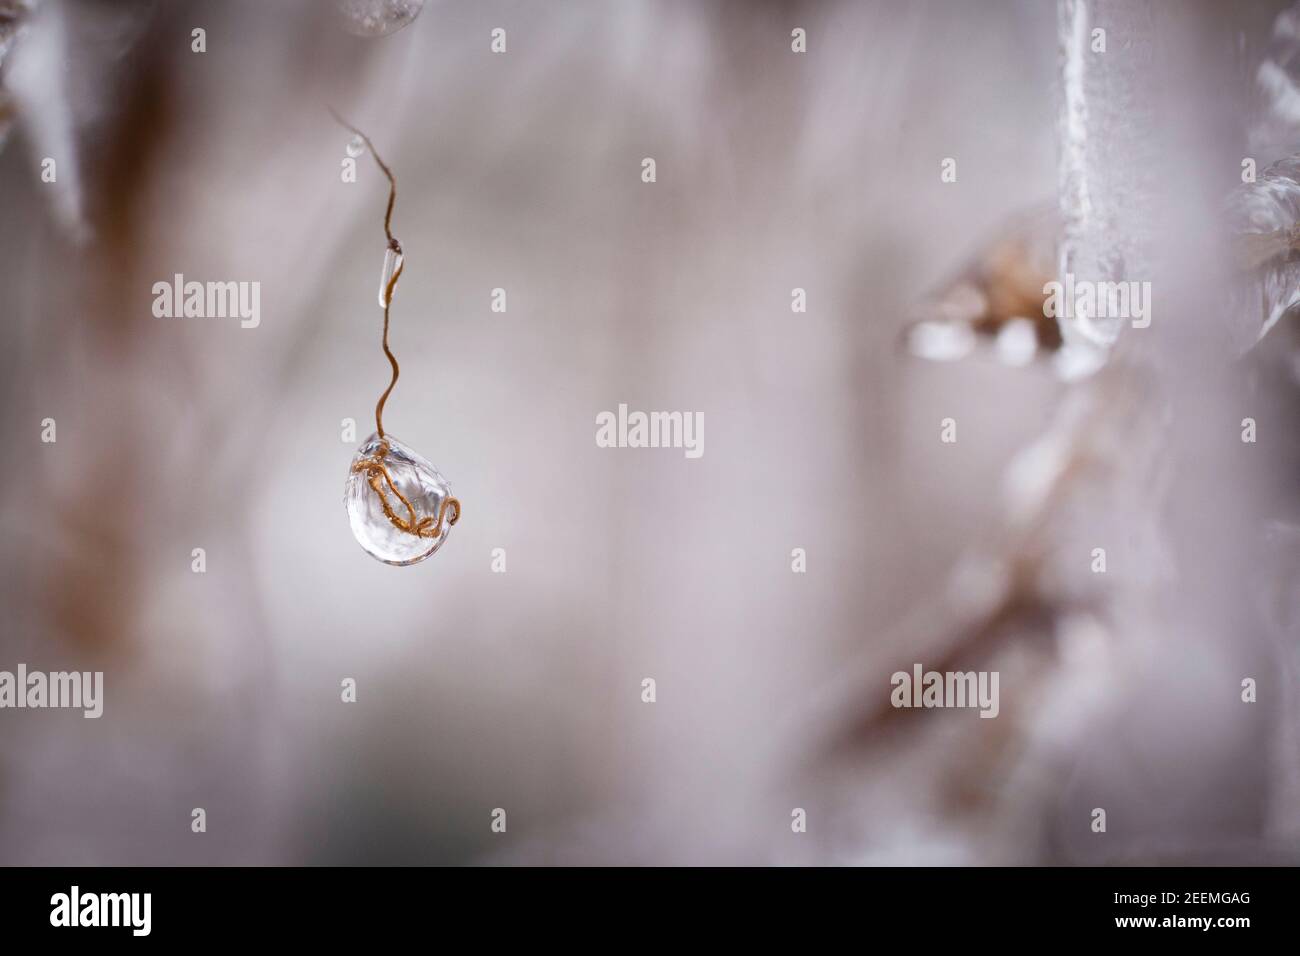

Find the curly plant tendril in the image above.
[{"left": 331, "top": 107, "right": 460, "bottom": 541}]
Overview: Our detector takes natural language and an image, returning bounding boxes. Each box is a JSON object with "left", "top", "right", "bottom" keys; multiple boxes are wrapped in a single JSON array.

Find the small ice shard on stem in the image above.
[{"left": 378, "top": 242, "right": 403, "bottom": 308}]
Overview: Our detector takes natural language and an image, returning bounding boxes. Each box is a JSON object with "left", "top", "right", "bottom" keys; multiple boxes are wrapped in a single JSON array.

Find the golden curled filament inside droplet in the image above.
[{"left": 352, "top": 441, "right": 461, "bottom": 540}]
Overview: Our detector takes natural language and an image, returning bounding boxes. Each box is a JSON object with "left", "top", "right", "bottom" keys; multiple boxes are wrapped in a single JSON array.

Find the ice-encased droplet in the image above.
[
  {"left": 345, "top": 431, "right": 456, "bottom": 565},
  {"left": 379, "top": 244, "right": 403, "bottom": 307},
  {"left": 335, "top": 0, "right": 426, "bottom": 38},
  {"left": 346, "top": 134, "right": 365, "bottom": 158}
]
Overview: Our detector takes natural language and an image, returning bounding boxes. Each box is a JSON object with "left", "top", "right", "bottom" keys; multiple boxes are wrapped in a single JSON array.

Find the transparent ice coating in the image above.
[
  {"left": 345, "top": 431, "right": 455, "bottom": 565},
  {"left": 1056, "top": 0, "right": 1158, "bottom": 348},
  {"left": 378, "top": 244, "right": 403, "bottom": 307},
  {"left": 335, "top": 0, "right": 425, "bottom": 38}
]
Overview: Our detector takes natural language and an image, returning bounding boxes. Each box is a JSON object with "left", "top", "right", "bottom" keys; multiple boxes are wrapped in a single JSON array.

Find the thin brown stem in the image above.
[
  {"left": 375, "top": 257, "right": 403, "bottom": 439},
  {"left": 329, "top": 106, "right": 403, "bottom": 438}
]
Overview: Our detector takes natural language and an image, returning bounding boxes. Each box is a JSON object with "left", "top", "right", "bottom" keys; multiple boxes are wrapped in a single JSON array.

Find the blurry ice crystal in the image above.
[
  {"left": 1249, "top": 2, "right": 1300, "bottom": 161},
  {"left": 1228, "top": 154, "right": 1300, "bottom": 348},
  {"left": 335, "top": 0, "right": 425, "bottom": 38},
  {"left": 1056, "top": 0, "right": 1158, "bottom": 349},
  {"left": 1050, "top": 341, "right": 1107, "bottom": 382},
  {"left": 346, "top": 134, "right": 365, "bottom": 158},
  {"left": 345, "top": 432, "right": 456, "bottom": 565}
]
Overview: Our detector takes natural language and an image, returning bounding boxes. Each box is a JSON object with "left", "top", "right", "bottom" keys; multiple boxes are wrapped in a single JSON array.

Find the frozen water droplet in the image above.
[
  {"left": 379, "top": 244, "right": 403, "bottom": 307},
  {"left": 345, "top": 432, "right": 458, "bottom": 565},
  {"left": 995, "top": 318, "right": 1038, "bottom": 367},
  {"left": 346, "top": 134, "right": 365, "bottom": 158},
  {"left": 907, "top": 320, "right": 976, "bottom": 361},
  {"left": 335, "top": 0, "right": 426, "bottom": 38}
]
